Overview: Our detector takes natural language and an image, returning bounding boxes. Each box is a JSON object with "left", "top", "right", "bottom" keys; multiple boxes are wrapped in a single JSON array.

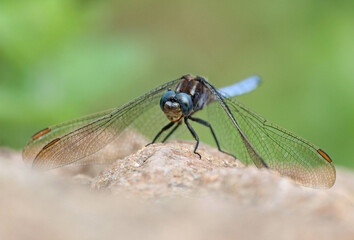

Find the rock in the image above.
[
  {"left": 0, "top": 143, "right": 353, "bottom": 240},
  {"left": 94, "top": 141, "right": 242, "bottom": 196}
]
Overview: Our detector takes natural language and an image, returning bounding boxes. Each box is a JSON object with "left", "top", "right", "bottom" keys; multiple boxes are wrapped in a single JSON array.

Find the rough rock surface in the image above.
[{"left": 0, "top": 142, "right": 354, "bottom": 240}]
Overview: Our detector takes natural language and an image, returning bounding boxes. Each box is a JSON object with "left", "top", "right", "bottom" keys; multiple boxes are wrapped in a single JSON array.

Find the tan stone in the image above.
[{"left": 0, "top": 142, "right": 353, "bottom": 240}]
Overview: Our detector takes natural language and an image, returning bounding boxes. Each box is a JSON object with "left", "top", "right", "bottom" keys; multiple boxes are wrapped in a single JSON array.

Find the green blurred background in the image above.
[{"left": 0, "top": 1, "right": 353, "bottom": 167}]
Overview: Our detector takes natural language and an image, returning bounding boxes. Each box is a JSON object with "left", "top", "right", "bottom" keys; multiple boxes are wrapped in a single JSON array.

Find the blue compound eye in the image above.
[
  {"left": 160, "top": 91, "right": 176, "bottom": 111},
  {"left": 176, "top": 93, "right": 193, "bottom": 116}
]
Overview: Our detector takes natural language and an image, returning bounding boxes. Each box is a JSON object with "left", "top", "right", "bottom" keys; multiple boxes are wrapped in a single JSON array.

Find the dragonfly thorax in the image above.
[{"left": 160, "top": 90, "right": 193, "bottom": 122}]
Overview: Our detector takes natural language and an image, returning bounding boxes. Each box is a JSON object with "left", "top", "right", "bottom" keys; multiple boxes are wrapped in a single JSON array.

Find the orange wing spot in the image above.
[
  {"left": 32, "top": 128, "right": 51, "bottom": 140},
  {"left": 42, "top": 138, "right": 61, "bottom": 150},
  {"left": 317, "top": 149, "right": 332, "bottom": 163}
]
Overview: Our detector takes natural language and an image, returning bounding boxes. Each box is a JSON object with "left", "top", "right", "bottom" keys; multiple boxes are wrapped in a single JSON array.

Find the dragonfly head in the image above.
[{"left": 160, "top": 90, "right": 193, "bottom": 122}]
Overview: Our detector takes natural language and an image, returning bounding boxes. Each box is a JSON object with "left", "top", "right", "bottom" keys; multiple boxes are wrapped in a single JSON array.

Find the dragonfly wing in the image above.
[
  {"left": 24, "top": 79, "right": 180, "bottom": 170},
  {"left": 224, "top": 97, "right": 335, "bottom": 188},
  {"left": 204, "top": 79, "right": 335, "bottom": 188},
  {"left": 23, "top": 108, "right": 115, "bottom": 165}
]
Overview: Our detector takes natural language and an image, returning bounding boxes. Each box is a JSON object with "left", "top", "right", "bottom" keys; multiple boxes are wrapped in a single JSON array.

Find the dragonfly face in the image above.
[
  {"left": 160, "top": 91, "right": 193, "bottom": 122},
  {"left": 22, "top": 74, "right": 336, "bottom": 188},
  {"left": 160, "top": 75, "right": 213, "bottom": 122}
]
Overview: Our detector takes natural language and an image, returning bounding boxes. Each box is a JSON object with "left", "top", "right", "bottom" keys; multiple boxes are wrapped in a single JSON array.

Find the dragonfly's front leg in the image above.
[
  {"left": 184, "top": 118, "right": 201, "bottom": 159},
  {"left": 162, "top": 121, "right": 182, "bottom": 143},
  {"left": 146, "top": 121, "right": 175, "bottom": 146}
]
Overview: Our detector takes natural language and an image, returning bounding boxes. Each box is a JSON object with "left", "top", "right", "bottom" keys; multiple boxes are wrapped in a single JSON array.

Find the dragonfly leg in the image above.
[
  {"left": 146, "top": 121, "right": 175, "bottom": 146},
  {"left": 188, "top": 116, "right": 236, "bottom": 159},
  {"left": 162, "top": 122, "right": 182, "bottom": 143},
  {"left": 184, "top": 118, "right": 202, "bottom": 159}
]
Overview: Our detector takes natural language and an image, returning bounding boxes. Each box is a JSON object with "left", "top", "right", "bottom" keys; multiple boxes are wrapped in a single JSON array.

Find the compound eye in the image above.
[
  {"left": 160, "top": 91, "right": 176, "bottom": 111},
  {"left": 176, "top": 93, "right": 193, "bottom": 116}
]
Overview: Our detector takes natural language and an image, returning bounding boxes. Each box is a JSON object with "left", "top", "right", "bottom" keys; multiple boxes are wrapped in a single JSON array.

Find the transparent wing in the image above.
[
  {"left": 23, "top": 108, "right": 115, "bottom": 164},
  {"left": 205, "top": 80, "right": 335, "bottom": 188},
  {"left": 23, "top": 79, "right": 181, "bottom": 170}
]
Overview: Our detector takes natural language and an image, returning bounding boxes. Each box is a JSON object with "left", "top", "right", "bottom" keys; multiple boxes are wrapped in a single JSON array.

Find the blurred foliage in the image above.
[{"left": 0, "top": 0, "right": 353, "bottom": 167}]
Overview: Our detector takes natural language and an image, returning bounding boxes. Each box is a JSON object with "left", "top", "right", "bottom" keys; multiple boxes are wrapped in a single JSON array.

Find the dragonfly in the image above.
[{"left": 23, "top": 74, "right": 336, "bottom": 188}]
